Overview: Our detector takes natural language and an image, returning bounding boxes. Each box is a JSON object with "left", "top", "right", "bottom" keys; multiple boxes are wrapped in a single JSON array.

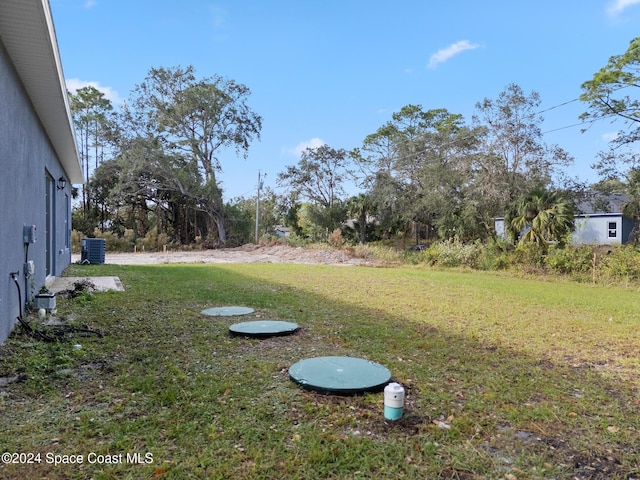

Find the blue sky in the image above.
[{"left": 51, "top": 0, "right": 640, "bottom": 200}]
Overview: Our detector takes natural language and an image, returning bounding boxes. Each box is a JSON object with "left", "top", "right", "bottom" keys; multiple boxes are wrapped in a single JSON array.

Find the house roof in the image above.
[
  {"left": 575, "top": 193, "right": 629, "bottom": 216},
  {"left": 494, "top": 192, "right": 631, "bottom": 222},
  {"left": 0, "top": 0, "right": 83, "bottom": 184}
]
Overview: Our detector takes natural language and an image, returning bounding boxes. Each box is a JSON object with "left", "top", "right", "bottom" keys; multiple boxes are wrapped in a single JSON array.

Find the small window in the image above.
[{"left": 608, "top": 221, "right": 617, "bottom": 238}]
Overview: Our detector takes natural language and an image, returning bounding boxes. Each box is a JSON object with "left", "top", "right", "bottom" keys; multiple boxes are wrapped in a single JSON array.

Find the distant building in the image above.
[
  {"left": 571, "top": 193, "right": 634, "bottom": 245},
  {"left": 0, "top": 1, "right": 83, "bottom": 343},
  {"left": 272, "top": 225, "right": 290, "bottom": 238},
  {"left": 494, "top": 193, "right": 635, "bottom": 246}
]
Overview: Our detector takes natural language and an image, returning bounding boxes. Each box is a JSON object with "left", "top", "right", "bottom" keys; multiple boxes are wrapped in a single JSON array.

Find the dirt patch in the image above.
[{"left": 73, "top": 244, "right": 375, "bottom": 266}]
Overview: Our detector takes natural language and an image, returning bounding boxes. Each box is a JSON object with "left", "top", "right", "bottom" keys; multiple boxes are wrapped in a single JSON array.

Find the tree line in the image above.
[{"left": 71, "top": 38, "right": 640, "bottom": 249}]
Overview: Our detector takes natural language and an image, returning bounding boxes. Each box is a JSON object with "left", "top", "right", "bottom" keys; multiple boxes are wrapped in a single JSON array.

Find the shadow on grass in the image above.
[{"left": 0, "top": 262, "right": 639, "bottom": 480}]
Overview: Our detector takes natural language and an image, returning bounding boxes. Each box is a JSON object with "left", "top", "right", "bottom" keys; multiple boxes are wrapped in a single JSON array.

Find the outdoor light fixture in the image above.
[{"left": 57, "top": 176, "right": 66, "bottom": 190}]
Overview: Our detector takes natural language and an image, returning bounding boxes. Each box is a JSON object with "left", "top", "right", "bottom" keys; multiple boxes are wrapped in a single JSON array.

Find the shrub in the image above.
[
  {"left": 135, "top": 227, "right": 171, "bottom": 252},
  {"left": 67, "top": 227, "right": 161, "bottom": 253},
  {"left": 342, "top": 245, "right": 355, "bottom": 257},
  {"left": 600, "top": 245, "right": 640, "bottom": 281},
  {"left": 284, "top": 233, "right": 310, "bottom": 248},
  {"left": 474, "top": 238, "right": 510, "bottom": 271},
  {"left": 71, "top": 230, "right": 82, "bottom": 253},
  {"left": 123, "top": 229, "right": 135, "bottom": 248},
  {"left": 546, "top": 245, "right": 596, "bottom": 276},
  {"left": 327, "top": 228, "right": 345, "bottom": 248},
  {"left": 509, "top": 242, "right": 547, "bottom": 272},
  {"left": 421, "top": 239, "right": 483, "bottom": 268},
  {"left": 353, "top": 243, "right": 403, "bottom": 264},
  {"left": 84, "top": 228, "right": 132, "bottom": 252}
]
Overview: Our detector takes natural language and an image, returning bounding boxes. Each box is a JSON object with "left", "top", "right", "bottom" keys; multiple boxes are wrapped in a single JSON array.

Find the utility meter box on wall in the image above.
[{"left": 23, "top": 225, "right": 36, "bottom": 244}]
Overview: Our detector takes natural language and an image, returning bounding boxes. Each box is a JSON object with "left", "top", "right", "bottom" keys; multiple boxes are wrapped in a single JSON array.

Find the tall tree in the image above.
[
  {"left": 621, "top": 168, "right": 640, "bottom": 243},
  {"left": 89, "top": 158, "right": 121, "bottom": 233},
  {"left": 225, "top": 187, "right": 281, "bottom": 246},
  {"left": 121, "top": 66, "right": 262, "bottom": 245},
  {"left": 277, "top": 144, "right": 350, "bottom": 209},
  {"left": 357, "top": 105, "right": 483, "bottom": 242},
  {"left": 473, "top": 83, "right": 573, "bottom": 213},
  {"left": 352, "top": 123, "right": 399, "bottom": 190},
  {"left": 354, "top": 113, "right": 415, "bottom": 238},
  {"left": 580, "top": 37, "right": 640, "bottom": 146},
  {"left": 580, "top": 37, "right": 640, "bottom": 179},
  {"left": 277, "top": 144, "right": 351, "bottom": 236},
  {"left": 69, "top": 86, "right": 115, "bottom": 214}
]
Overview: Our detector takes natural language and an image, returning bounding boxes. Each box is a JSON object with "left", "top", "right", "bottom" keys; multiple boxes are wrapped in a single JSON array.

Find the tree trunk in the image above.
[
  {"left": 359, "top": 211, "right": 367, "bottom": 244},
  {"left": 214, "top": 211, "right": 227, "bottom": 245},
  {"left": 205, "top": 200, "right": 226, "bottom": 246}
]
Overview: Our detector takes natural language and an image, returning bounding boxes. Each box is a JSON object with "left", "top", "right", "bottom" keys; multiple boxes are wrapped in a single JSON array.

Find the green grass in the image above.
[{"left": 1, "top": 263, "right": 640, "bottom": 479}]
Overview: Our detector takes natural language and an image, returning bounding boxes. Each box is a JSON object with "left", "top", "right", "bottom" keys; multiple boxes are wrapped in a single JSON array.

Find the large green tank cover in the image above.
[
  {"left": 289, "top": 356, "right": 391, "bottom": 394},
  {"left": 229, "top": 320, "right": 299, "bottom": 338},
  {"left": 200, "top": 306, "right": 255, "bottom": 316}
]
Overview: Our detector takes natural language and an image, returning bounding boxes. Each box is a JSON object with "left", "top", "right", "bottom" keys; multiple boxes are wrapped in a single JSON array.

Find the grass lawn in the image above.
[{"left": 1, "top": 262, "right": 640, "bottom": 479}]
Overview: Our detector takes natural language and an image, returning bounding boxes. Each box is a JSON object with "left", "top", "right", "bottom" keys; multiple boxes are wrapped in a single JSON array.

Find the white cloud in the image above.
[
  {"left": 607, "top": 0, "right": 640, "bottom": 15},
  {"left": 66, "top": 78, "right": 123, "bottom": 106},
  {"left": 209, "top": 5, "right": 227, "bottom": 28},
  {"left": 284, "top": 137, "right": 325, "bottom": 156},
  {"left": 602, "top": 131, "right": 620, "bottom": 142},
  {"left": 427, "top": 40, "right": 480, "bottom": 69},
  {"left": 84, "top": 0, "right": 97, "bottom": 8}
]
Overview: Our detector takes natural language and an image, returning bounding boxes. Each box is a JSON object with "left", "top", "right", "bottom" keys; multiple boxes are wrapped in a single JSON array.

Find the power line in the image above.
[
  {"left": 535, "top": 97, "right": 581, "bottom": 115},
  {"left": 542, "top": 119, "right": 598, "bottom": 135},
  {"left": 362, "top": 87, "right": 635, "bottom": 166}
]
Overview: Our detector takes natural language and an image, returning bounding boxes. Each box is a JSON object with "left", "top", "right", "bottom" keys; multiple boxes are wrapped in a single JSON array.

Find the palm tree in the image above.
[
  {"left": 506, "top": 187, "right": 575, "bottom": 247},
  {"left": 347, "top": 193, "right": 375, "bottom": 244},
  {"left": 622, "top": 168, "right": 640, "bottom": 243}
]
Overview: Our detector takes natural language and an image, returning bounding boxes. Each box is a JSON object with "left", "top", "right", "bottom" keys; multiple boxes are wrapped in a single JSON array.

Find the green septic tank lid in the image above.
[
  {"left": 289, "top": 356, "right": 391, "bottom": 394},
  {"left": 200, "top": 306, "right": 255, "bottom": 317},
  {"left": 229, "top": 320, "right": 299, "bottom": 338}
]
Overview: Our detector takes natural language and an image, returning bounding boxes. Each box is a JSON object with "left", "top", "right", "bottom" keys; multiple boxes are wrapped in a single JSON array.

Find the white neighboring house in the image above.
[
  {"left": 571, "top": 193, "right": 634, "bottom": 245},
  {"left": 494, "top": 193, "right": 635, "bottom": 245},
  {"left": 272, "top": 225, "right": 290, "bottom": 238}
]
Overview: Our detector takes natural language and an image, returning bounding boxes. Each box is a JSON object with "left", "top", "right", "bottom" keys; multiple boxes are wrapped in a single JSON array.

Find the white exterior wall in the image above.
[
  {"left": 494, "top": 218, "right": 505, "bottom": 239},
  {"left": 571, "top": 215, "right": 623, "bottom": 245},
  {"left": 494, "top": 215, "right": 624, "bottom": 245}
]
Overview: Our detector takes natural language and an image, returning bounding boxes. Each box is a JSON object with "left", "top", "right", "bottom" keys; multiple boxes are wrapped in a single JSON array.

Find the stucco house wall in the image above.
[
  {"left": 0, "top": 1, "right": 81, "bottom": 343},
  {"left": 571, "top": 215, "right": 633, "bottom": 245},
  {"left": 494, "top": 194, "right": 634, "bottom": 246}
]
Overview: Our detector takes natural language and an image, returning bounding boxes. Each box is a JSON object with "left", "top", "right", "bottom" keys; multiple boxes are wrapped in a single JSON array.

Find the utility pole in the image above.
[{"left": 255, "top": 170, "right": 265, "bottom": 243}]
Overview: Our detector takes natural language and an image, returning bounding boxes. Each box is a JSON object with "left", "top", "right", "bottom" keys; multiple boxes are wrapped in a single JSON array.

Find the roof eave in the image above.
[{"left": 0, "top": 0, "right": 83, "bottom": 184}]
